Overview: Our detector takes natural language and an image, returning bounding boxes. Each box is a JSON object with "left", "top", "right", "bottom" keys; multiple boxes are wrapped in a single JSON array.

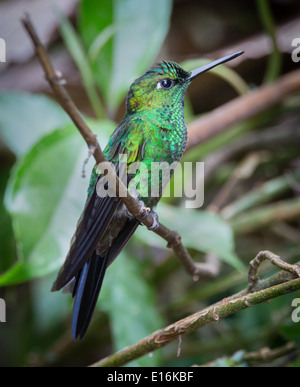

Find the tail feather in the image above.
[
  {"left": 71, "top": 219, "right": 139, "bottom": 340},
  {"left": 72, "top": 251, "right": 108, "bottom": 340}
]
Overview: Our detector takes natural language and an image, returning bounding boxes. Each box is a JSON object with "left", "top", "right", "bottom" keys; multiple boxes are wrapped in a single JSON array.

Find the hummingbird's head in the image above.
[
  {"left": 126, "top": 51, "right": 244, "bottom": 116},
  {"left": 126, "top": 61, "right": 191, "bottom": 115}
]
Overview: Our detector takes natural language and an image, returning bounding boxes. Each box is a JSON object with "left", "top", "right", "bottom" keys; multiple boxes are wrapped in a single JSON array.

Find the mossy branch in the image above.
[{"left": 91, "top": 251, "right": 300, "bottom": 367}]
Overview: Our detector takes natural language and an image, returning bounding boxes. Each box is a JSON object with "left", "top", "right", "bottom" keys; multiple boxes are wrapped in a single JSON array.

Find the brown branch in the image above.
[
  {"left": 186, "top": 69, "right": 300, "bottom": 151},
  {"left": 22, "top": 14, "right": 208, "bottom": 280},
  {"left": 91, "top": 252, "right": 300, "bottom": 367},
  {"left": 194, "top": 342, "right": 298, "bottom": 367},
  {"left": 243, "top": 342, "right": 298, "bottom": 365},
  {"left": 248, "top": 250, "right": 300, "bottom": 292}
]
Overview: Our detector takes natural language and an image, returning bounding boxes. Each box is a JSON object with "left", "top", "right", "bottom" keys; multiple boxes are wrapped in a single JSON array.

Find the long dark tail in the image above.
[
  {"left": 71, "top": 218, "right": 139, "bottom": 340},
  {"left": 72, "top": 251, "right": 108, "bottom": 340}
]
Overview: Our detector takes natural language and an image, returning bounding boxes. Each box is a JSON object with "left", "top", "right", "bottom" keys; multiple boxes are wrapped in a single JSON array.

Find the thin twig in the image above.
[
  {"left": 22, "top": 13, "right": 211, "bottom": 280},
  {"left": 230, "top": 197, "right": 300, "bottom": 235},
  {"left": 81, "top": 145, "right": 96, "bottom": 178},
  {"left": 90, "top": 251, "right": 300, "bottom": 367},
  {"left": 221, "top": 170, "right": 300, "bottom": 220},
  {"left": 248, "top": 250, "right": 300, "bottom": 292},
  {"left": 91, "top": 258, "right": 300, "bottom": 367},
  {"left": 194, "top": 342, "right": 298, "bottom": 367},
  {"left": 243, "top": 342, "right": 297, "bottom": 364}
]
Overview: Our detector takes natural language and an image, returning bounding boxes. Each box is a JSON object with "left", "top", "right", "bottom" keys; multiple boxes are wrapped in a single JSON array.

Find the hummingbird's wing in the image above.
[{"left": 52, "top": 118, "right": 145, "bottom": 292}]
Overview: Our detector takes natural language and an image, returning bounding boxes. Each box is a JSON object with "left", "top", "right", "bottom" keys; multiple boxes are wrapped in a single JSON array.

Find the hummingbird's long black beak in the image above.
[{"left": 188, "top": 50, "right": 244, "bottom": 81}]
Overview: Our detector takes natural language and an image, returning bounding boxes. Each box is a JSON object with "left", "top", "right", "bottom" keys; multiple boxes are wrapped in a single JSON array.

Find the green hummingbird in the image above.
[{"left": 52, "top": 51, "right": 244, "bottom": 339}]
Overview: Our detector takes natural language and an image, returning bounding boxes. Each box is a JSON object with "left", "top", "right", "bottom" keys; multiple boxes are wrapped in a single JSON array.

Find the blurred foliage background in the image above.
[{"left": 0, "top": 0, "right": 300, "bottom": 367}]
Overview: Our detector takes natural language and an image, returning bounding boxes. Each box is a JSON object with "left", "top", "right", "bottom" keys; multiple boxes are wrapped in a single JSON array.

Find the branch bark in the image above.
[
  {"left": 91, "top": 253, "right": 300, "bottom": 367},
  {"left": 247, "top": 250, "right": 300, "bottom": 292},
  {"left": 242, "top": 342, "right": 298, "bottom": 365},
  {"left": 195, "top": 342, "right": 298, "bottom": 367}
]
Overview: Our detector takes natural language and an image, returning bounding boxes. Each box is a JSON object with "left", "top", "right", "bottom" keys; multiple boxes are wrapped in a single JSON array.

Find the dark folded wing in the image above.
[
  {"left": 52, "top": 184, "right": 121, "bottom": 291},
  {"left": 52, "top": 117, "right": 146, "bottom": 292},
  {"left": 106, "top": 218, "right": 140, "bottom": 267}
]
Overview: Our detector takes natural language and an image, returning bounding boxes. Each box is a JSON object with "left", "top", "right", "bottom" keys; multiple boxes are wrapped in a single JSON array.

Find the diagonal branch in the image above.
[
  {"left": 91, "top": 253, "right": 300, "bottom": 367},
  {"left": 186, "top": 68, "right": 300, "bottom": 151},
  {"left": 22, "top": 13, "right": 208, "bottom": 279}
]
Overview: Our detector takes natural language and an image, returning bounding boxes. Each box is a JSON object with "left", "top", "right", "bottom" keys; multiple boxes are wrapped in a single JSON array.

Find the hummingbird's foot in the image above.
[
  {"left": 126, "top": 199, "right": 150, "bottom": 220},
  {"left": 147, "top": 210, "right": 159, "bottom": 230},
  {"left": 126, "top": 208, "right": 134, "bottom": 218}
]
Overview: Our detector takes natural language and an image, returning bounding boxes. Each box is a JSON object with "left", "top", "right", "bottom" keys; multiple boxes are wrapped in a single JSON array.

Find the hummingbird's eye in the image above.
[{"left": 157, "top": 78, "right": 174, "bottom": 90}]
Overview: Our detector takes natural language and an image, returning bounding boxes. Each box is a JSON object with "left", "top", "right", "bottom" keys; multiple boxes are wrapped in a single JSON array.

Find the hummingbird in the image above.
[{"left": 52, "top": 51, "right": 244, "bottom": 340}]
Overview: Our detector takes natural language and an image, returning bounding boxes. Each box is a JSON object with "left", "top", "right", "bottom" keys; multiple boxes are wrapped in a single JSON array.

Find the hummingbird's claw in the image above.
[
  {"left": 126, "top": 199, "right": 150, "bottom": 221},
  {"left": 147, "top": 210, "right": 159, "bottom": 230},
  {"left": 126, "top": 208, "right": 134, "bottom": 218},
  {"left": 137, "top": 207, "right": 151, "bottom": 221}
]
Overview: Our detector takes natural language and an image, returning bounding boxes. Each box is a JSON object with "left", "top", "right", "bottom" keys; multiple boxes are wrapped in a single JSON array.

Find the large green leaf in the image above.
[
  {"left": 79, "top": 0, "right": 173, "bottom": 114},
  {"left": 0, "top": 119, "right": 115, "bottom": 285},
  {"left": 136, "top": 203, "right": 244, "bottom": 271},
  {"left": 56, "top": 9, "right": 105, "bottom": 120},
  {"left": 101, "top": 250, "right": 163, "bottom": 366},
  {"left": 31, "top": 273, "right": 70, "bottom": 334},
  {"left": 0, "top": 92, "right": 69, "bottom": 157},
  {"left": 0, "top": 167, "right": 15, "bottom": 272}
]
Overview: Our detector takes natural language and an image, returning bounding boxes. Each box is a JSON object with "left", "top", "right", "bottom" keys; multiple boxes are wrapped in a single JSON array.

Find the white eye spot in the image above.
[{"left": 156, "top": 78, "right": 174, "bottom": 90}]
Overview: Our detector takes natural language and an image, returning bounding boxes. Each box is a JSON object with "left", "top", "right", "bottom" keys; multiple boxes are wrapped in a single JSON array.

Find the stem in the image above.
[
  {"left": 197, "top": 342, "right": 298, "bottom": 367},
  {"left": 243, "top": 342, "right": 297, "bottom": 364},
  {"left": 56, "top": 8, "right": 106, "bottom": 120},
  {"left": 256, "top": 0, "right": 282, "bottom": 82},
  {"left": 230, "top": 197, "right": 300, "bottom": 235},
  {"left": 91, "top": 274, "right": 300, "bottom": 367},
  {"left": 222, "top": 170, "right": 300, "bottom": 220},
  {"left": 248, "top": 250, "right": 300, "bottom": 292},
  {"left": 91, "top": 250, "right": 300, "bottom": 367}
]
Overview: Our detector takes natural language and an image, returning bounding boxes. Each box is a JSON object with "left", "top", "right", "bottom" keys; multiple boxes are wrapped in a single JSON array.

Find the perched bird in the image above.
[{"left": 52, "top": 51, "right": 244, "bottom": 339}]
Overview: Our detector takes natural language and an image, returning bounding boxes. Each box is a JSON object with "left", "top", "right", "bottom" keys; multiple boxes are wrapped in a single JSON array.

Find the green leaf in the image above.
[
  {"left": 79, "top": 0, "right": 173, "bottom": 114},
  {"left": 31, "top": 273, "right": 70, "bottom": 334},
  {"left": 136, "top": 203, "right": 244, "bottom": 271},
  {"left": 0, "top": 119, "right": 116, "bottom": 285},
  {"left": 0, "top": 167, "right": 16, "bottom": 272},
  {"left": 56, "top": 9, "right": 105, "bottom": 119},
  {"left": 256, "top": 0, "right": 282, "bottom": 83},
  {"left": 101, "top": 250, "right": 163, "bottom": 366},
  {"left": 0, "top": 92, "right": 69, "bottom": 157}
]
